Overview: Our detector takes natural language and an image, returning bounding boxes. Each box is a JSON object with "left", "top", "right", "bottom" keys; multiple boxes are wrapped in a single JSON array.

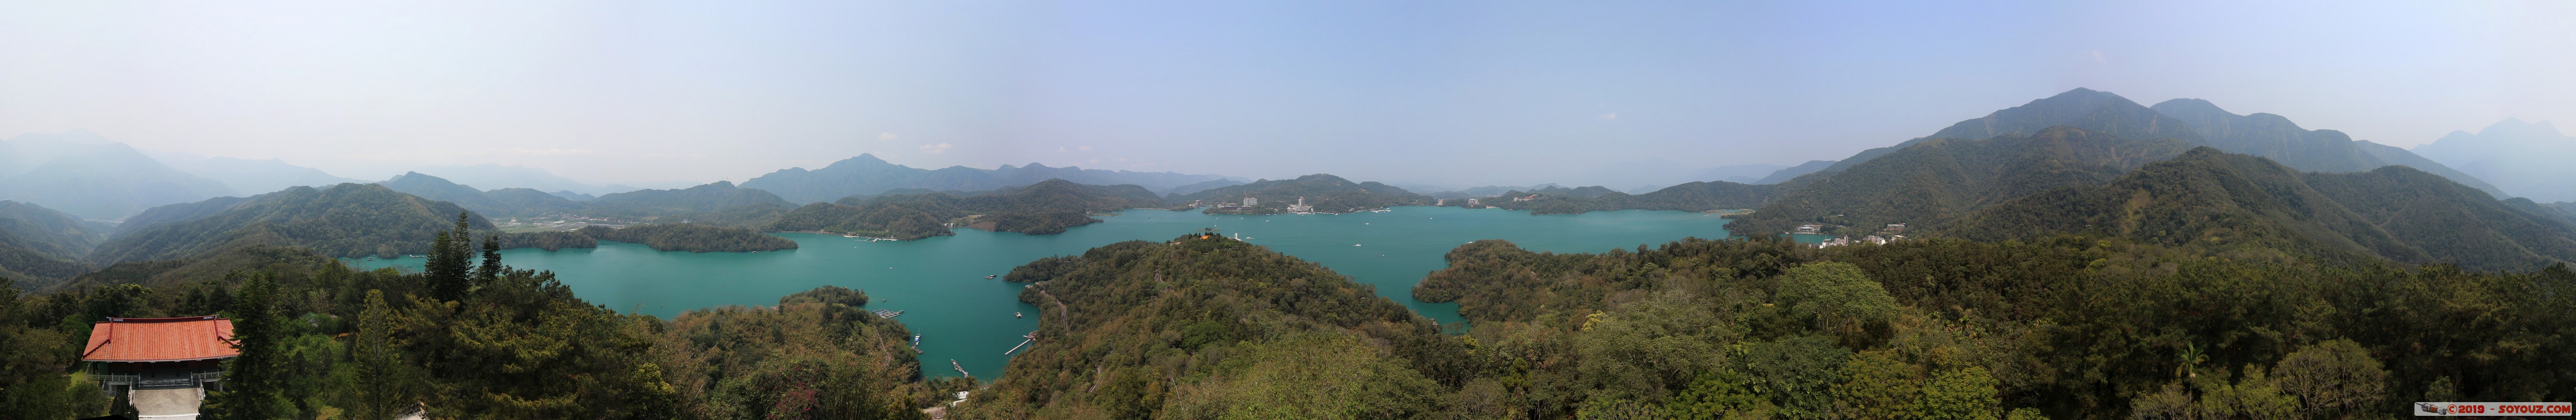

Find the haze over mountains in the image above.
[
  {"left": 407, "top": 164, "right": 643, "bottom": 197},
  {"left": 740, "top": 154, "right": 1244, "bottom": 204},
  {"left": 146, "top": 152, "right": 370, "bottom": 196},
  {"left": 2412, "top": 118, "right": 2576, "bottom": 202},
  {"left": 0, "top": 131, "right": 238, "bottom": 220}
]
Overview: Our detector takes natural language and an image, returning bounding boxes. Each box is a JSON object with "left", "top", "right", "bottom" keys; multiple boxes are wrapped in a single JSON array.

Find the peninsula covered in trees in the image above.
[
  {"left": 1172, "top": 174, "right": 1435, "bottom": 214},
  {"left": 767, "top": 179, "right": 1171, "bottom": 240},
  {"left": 502, "top": 224, "right": 798, "bottom": 253}
]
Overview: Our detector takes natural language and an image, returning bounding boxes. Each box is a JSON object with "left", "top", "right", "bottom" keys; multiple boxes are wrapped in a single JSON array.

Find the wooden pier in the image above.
[{"left": 1002, "top": 331, "right": 1036, "bottom": 355}]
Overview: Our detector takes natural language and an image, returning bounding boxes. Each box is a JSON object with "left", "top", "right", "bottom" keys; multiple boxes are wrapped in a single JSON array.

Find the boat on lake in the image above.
[
  {"left": 985, "top": 275, "right": 997, "bottom": 279},
  {"left": 1014, "top": 312, "right": 1023, "bottom": 318}
]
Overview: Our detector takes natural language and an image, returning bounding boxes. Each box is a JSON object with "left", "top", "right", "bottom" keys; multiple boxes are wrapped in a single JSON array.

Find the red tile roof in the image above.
[{"left": 81, "top": 316, "right": 239, "bottom": 362}]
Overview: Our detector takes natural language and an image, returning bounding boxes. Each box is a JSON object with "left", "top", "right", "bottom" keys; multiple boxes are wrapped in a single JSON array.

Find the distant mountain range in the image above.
[
  {"left": 770, "top": 179, "right": 1172, "bottom": 240},
  {"left": 2149, "top": 98, "right": 2506, "bottom": 197},
  {"left": 2411, "top": 118, "right": 2576, "bottom": 202},
  {"left": 1428, "top": 184, "right": 1566, "bottom": 200},
  {"left": 1778, "top": 89, "right": 2500, "bottom": 197},
  {"left": 406, "top": 164, "right": 641, "bottom": 197},
  {"left": 375, "top": 172, "right": 792, "bottom": 226},
  {"left": 1488, "top": 182, "right": 1785, "bottom": 215},
  {"left": 581, "top": 181, "right": 797, "bottom": 226},
  {"left": 1559, "top": 160, "right": 1787, "bottom": 191},
  {"left": 1752, "top": 160, "right": 1836, "bottom": 184},
  {"left": 1170, "top": 174, "right": 1434, "bottom": 214},
  {"left": 0, "top": 132, "right": 239, "bottom": 220},
  {"left": 144, "top": 151, "right": 370, "bottom": 195},
  {"left": 740, "top": 154, "right": 1237, "bottom": 204}
]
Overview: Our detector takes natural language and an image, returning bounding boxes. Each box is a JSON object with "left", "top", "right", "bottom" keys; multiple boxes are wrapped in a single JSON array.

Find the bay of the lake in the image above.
[{"left": 351, "top": 206, "right": 1733, "bottom": 379}]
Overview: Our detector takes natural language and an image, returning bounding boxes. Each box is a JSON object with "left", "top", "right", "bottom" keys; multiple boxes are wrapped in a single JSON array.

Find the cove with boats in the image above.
[{"left": 350, "top": 206, "right": 1734, "bottom": 379}]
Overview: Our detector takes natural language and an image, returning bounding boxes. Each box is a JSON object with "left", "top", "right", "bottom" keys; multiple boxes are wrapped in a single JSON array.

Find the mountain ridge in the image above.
[{"left": 741, "top": 153, "right": 1233, "bottom": 204}]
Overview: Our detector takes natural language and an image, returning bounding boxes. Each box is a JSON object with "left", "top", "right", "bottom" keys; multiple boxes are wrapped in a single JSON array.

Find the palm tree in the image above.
[{"left": 2175, "top": 342, "right": 2208, "bottom": 379}]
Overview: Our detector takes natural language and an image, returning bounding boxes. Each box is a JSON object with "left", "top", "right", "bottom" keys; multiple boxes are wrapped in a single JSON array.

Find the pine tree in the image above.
[
  {"left": 475, "top": 234, "right": 503, "bottom": 289},
  {"left": 425, "top": 212, "right": 475, "bottom": 302},
  {"left": 205, "top": 272, "right": 290, "bottom": 419},
  {"left": 346, "top": 290, "right": 410, "bottom": 420}
]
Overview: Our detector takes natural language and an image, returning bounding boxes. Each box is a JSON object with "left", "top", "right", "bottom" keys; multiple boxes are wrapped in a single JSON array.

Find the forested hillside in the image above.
[
  {"left": 768, "top": 179, "right": 1168, "bottom": 240},
  {"left": 1795, "top": 88, "right": 2203, "bottom": 182},
  {"left": 1945, "top": 148, "right": 2576, "bottom": 271},
  {"left": 1172, "top": 174, "right": 1433, "bottom": 214},
  {"left": 957, "top": 233, "right": 1458, "bottom": 419},
  {"left": 1726, "top": 126, "right": 2194, "bottom": 237},
  {"left": 379, "top": 170, "right": 589, "bottom": 216},
  {"left": 1410, "top": 236, "right": 2573, "bottom": 419},
  {"left": 2150, "top": 98, "right": 2504, "bottom": 197},
  {"left": 581, "top": 181, "right": 795, "bottom": 227},
  {"left": 0, "top": 201, "right": 104, "bottom": 282},
  {"left": 89, "top": 183, "right": 493, "bottom": 264},
  {"left": 380, "top": 172, "right": 775, "bottom": 226},
  {"left": 2538, "top": 201, "right": 2576, "bottom": 227},
  {"left": 378, "top": 172, "right": 519, "bottom": 215}
]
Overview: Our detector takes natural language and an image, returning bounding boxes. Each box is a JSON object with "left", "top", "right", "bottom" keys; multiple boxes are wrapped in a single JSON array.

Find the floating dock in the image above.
[{"left": 874, "top": 309, "right": 904, "bottom": 319}]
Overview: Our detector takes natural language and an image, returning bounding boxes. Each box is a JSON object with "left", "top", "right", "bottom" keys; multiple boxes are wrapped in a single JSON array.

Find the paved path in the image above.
[{"left": 131, "top": 388, "right": 200, "bottom": 419}]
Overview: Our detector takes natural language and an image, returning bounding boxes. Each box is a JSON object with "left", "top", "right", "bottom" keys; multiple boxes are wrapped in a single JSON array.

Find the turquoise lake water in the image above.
[{"left": 351, "top": 206, "right": 1733, "bottom": 379}]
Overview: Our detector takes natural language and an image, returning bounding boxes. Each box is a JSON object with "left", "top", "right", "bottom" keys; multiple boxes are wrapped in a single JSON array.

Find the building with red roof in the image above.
[{"left": 82, "top": 316, "right": 237, "bottom": 392}]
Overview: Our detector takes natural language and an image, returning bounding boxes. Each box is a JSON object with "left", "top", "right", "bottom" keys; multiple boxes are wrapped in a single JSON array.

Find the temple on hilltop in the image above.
[{"left": 82, "top": 316, "right": 237, "bottom": 394}]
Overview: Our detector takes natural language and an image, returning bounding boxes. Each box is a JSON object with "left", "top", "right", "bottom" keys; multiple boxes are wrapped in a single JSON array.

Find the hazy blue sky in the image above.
[{"left": 3, "top": 1, "right": 2570, "bottom": 187}]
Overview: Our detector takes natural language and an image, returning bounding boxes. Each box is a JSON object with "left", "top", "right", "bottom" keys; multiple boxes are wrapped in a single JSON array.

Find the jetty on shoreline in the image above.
[{"left": 1003, "top": 331, "right": 1036, "bottom": 355}]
